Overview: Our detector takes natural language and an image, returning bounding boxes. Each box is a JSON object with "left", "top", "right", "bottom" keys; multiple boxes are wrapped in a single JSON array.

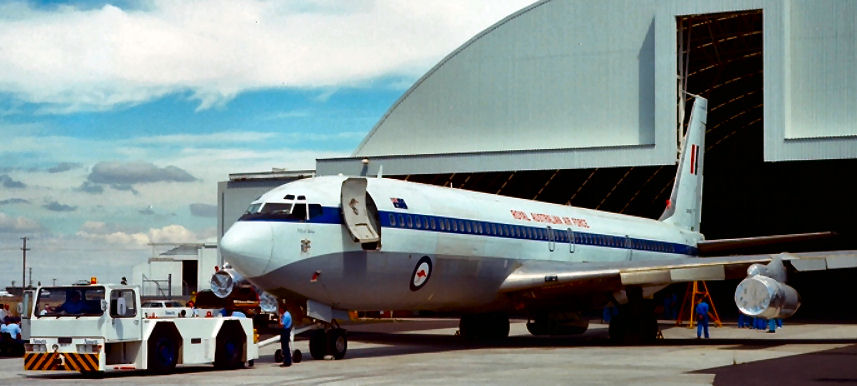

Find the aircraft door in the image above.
[
  {"left": 625, "top": 235, "right": 633, "bottom": 261},
  {"left": 567, "top": 228, "right": 575, "bottom": 253},
  {"left": 547, "top": 226, "right": 556, "bottom": 252},
  {"left": 341, "top": 178, "right": 381, "bottom": 248}
]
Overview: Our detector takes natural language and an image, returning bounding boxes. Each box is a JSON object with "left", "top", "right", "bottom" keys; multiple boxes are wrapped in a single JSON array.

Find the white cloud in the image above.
[
  {"left": 0, "top": 212, "right": 43, "bottom": 233},
  {"left": 77, "top": 223, "right": 200, "bottom": 246},
  {"left": 0, "top": 0, "right": 535, "bottom": 112}
]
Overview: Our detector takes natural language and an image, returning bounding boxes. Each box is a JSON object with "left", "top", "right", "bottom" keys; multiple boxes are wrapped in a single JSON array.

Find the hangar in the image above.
[
  {"left": 220, "top": 0, "right": 856, "bottom": 254},
  {"left": 310, "top": 0, "right": 857, "bottom": 244},
  {"left": 215, "top": 0, "right": 857, "bottom": 322}
]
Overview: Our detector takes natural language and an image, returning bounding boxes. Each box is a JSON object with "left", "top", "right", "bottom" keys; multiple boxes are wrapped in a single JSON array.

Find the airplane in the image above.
[{"left": 214, "top": 95, "right": 856, "bottom": 360}]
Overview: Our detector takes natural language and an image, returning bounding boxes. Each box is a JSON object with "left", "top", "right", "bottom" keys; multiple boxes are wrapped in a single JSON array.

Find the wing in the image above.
[{"left": 498, "top": 250, "right": 857, "bottom": 302}]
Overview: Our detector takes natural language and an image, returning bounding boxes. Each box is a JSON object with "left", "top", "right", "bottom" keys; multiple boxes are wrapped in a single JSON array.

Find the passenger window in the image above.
[
  {"left": 430, "top": 218, "right": 436, "bottom": 230},
  {"left": 406, "top": 215, "right": 414, "bottom": 228},
  {"left": 452, "top": 221, "right": 458, "bottom": 232},
  {"left": 398, "top": 214, "right": 405, "bottom": 227},
  {"left": 389, "top": 214, "right": 396, "bottom": 226},
  {"left": 415, "top": 216, "right": 422, "bottom": 229},
  {"left": 466, "top": 222, "right": 472, "bottom": 233},
  {"left": 423, "top": 217, "right": 429, "bottom": 229},
  {"left": 445, "top": 219, "right": 451, "bottom": 231}
]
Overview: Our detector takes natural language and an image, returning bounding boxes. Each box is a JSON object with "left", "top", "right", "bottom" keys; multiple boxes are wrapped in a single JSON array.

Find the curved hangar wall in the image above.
[{"left": 316, "top": 0, "right": 857, "bottom": 177}]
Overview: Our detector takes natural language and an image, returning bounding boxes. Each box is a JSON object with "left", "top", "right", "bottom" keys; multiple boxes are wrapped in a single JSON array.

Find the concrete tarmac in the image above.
[{"left": 3, "top": 319, "right": 856, "bottom": 385}]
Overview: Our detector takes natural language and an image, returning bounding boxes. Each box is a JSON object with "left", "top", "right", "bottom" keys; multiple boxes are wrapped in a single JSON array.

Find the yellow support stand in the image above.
[{"left": 676, "top": 281, "right": 722, "bottom": 328}]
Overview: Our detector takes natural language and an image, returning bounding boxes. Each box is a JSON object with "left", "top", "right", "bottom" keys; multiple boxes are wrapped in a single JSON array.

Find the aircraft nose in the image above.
[{"left": 219, "top": 221, "right": 273, "bottom": 278}]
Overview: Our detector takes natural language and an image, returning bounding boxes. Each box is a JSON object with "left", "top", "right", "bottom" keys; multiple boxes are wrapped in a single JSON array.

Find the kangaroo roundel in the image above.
[{"left": 410, "top": 256, "right": 433, "bottom": 291}]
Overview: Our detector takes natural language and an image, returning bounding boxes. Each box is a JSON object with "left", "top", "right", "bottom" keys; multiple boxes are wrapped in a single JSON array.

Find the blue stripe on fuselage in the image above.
[{"left": 239, "top": 206, "right": 698, "bottom": 256}]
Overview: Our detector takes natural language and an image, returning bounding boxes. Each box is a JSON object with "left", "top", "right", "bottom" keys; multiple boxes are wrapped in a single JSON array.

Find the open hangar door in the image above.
[{"left": 389, "top": 9, "right": 856, "bottom": 320}]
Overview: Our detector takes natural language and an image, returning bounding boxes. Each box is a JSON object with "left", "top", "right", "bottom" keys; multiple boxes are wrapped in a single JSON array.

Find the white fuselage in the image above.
[{"left": 220, "top": 175, "right": 703, "bottom": 314}]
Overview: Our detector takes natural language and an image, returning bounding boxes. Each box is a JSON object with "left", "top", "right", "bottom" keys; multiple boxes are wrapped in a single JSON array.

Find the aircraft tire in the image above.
[
  {"left": 608, "top": 315, "right": 627, "bottom": 343},
  {"left": 459, "top": 314, "right": 509, "bottom": 339},
  {"left": 309, "top": 329, "right": 327, "bottom": 360},
  {"left": 274, "top": 349, "right": 283, "bottom": 363},
  {"left": 292, "top": 349, "right": 302, "bottom": 363},
  {"left": 609, "top": 308, "right": 658, "bottom": 344},
  {"left": 326, "top": 328, "right": 348, "bottom": 360}
]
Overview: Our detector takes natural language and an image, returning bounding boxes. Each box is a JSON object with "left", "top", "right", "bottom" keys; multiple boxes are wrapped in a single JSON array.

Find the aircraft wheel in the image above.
[
  {"left": 292, "top": 349, "right": 302, "bottom": 363},
  {"left": 326, "top": 328, "right": 347, "bottom": 360},
  {"left": 488, "top": 314, "right": 510, "bottom": 338},
  {"left": 274, "top": 349, "right": 283, "bottom": 363},
  {"left": 459, "top": 314, "right": 509, "bottom": 339},
  {"left": 309, "top": 329, "right": 327, "bottom": 360}
]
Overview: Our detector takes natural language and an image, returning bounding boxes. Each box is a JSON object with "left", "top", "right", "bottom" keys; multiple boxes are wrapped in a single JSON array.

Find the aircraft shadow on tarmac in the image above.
[
  {"left": 694, "top": 344, "right": 857, "bottom": 386},
  {"left": 24, "top": 321, "right": 857, "bottom": 380},
  {"left": 338, "top": 321, "right": 857, "bottom": 360}
]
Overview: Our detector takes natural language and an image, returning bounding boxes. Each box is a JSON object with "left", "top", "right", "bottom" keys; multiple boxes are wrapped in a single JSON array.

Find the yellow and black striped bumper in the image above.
[{"left": 24, "top": 352, "right": 99, "bottom": 372}]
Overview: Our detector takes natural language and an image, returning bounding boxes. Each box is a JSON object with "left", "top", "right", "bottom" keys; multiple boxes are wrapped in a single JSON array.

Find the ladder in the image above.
[{"left": 676, "top": 281, "right": 722, "bottom": 327}]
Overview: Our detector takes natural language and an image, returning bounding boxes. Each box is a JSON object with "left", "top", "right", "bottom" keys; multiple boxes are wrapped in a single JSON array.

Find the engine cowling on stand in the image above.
[
  {"left": 211, "top": 268, "right": 243, "bottom": 298},
  {"left": 734, "top": 257, "right": 801, "bottom": 319}
]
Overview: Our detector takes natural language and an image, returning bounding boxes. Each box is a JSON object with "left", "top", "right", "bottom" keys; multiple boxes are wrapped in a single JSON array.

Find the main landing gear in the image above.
[
  {"left": 308, "top": 322, "right": 348, "bottom": 360},
  {"left": 458, "top": 313, "right": 510, "bottom": 340},
  {"left": 608, "top": 287, "right": 659, "bottom": 345}
]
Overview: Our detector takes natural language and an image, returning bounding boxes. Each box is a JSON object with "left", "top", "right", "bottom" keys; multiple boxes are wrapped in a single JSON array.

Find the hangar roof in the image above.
[{"left": 316, "top": 0, "right": 857, "bottom": 177}]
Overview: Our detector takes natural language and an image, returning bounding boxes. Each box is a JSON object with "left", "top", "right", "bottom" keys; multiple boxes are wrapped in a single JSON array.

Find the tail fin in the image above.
[{"left": 659, "top": 96, "right": 707, "bottom": 232}]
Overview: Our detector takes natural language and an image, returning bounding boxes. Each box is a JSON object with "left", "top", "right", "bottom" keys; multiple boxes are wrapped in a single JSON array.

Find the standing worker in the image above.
[
  {"left": 695, "top": 298, "right": 713, "bottom": 339},
  {"left": 280, "top": 305, "right": 293, "bottom": 367}
]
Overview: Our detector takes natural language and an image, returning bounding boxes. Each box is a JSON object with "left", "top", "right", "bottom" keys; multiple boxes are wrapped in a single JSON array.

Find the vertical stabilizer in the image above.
[{"left": 659, "top": 96, "right": 707, "bottom": 232}]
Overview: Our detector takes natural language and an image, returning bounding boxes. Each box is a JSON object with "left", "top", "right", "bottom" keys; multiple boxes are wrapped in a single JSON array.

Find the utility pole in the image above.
[{"left": 21, "top": 237, "right": 29, "bottom": 294}]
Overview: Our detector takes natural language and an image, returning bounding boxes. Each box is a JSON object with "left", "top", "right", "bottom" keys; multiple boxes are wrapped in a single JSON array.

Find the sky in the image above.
[{"left": 0, "top": 0, "right": 536, "bottom": 288}]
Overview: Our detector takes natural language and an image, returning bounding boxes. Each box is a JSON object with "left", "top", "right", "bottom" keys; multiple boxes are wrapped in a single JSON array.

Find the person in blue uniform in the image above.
[
  {"left": 695, "top": 298, "right": 713, "bottom": 339},
  {"left": 280, "top": 305, "right": 293, "bottom": 367},
  {"left": 56, "top": 291, "right": 86, "bottom": 314}
]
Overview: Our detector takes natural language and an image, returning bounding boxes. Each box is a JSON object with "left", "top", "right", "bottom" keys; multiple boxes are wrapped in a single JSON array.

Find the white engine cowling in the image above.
[
  {"left": 210, "top": 268, "right": 243, "bottom": 298},
  {"left": 734, "top": 274, "right": 800, "bottom": 319}
]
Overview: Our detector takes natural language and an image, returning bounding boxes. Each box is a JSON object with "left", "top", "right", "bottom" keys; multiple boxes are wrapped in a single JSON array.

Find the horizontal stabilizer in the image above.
[{"left": 697, "top": 231, "right": 838, "bottom": 255}]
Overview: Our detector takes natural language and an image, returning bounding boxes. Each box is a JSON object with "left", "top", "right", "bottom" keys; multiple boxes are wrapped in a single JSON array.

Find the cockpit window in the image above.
[
  {"left": 291, "top": 203, "right": 307, "bottom": 220},
  {"left": 239, "top": 198, "right": 326, "bottom": 222},
  {"left": 261, "top": 203, "right": 292, "bottom": 214},
  {"left": 245, "top": 203, "right": 262, "bottom": 214},
  {"left": 284, "top": 194, "right": 295, "bottom": 200},
  {"left": 309, "top": 204, "right": 323, "bottom": 219}
]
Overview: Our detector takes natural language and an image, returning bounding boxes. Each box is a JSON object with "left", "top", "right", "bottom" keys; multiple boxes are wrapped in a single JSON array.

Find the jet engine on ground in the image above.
[
  {"left": 210, "top": 268, "right": 243, "bottom": 299},
  {"left": 734, "top": 257, "right": 801, "bottom": 319}
]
